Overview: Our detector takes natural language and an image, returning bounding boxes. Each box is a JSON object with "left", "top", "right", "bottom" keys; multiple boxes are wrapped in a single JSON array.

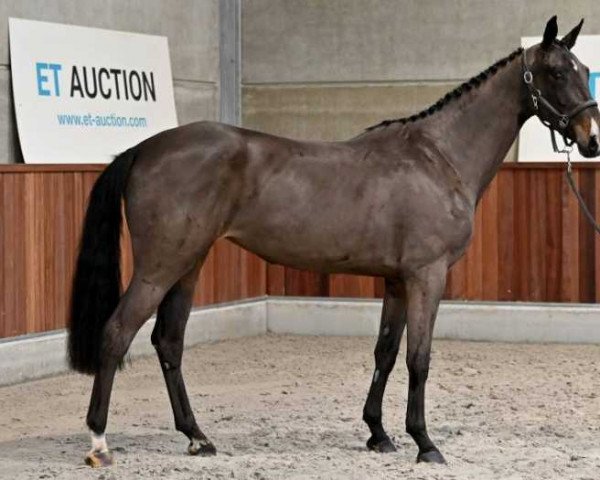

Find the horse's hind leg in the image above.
[
  {"left": 363, "top": 279, "right": 407, "bottom": 453},
  {"left": 151, "top": 258, "right": 216, "bottom": 456},
  {"left": 85, "top": 275, "right": 170, "bottom": 467}
]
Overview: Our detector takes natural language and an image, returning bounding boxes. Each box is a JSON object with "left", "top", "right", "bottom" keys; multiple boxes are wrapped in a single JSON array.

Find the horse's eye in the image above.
[{"left": 550, "top": 70, "right": 565, "bottom": 80}]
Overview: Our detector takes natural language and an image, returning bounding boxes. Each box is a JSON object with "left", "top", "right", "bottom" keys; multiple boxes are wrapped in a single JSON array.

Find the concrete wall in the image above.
[
  {"left": 242, "top": 0, "right": 600, "bottom": 160},
  {"left": 0, "top": 0, "right": 220, "bottom": 163}
]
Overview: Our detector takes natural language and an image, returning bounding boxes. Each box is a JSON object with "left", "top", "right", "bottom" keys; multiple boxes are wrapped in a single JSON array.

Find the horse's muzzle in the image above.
[
  {"left": 572, "top": 112, "right": 600, "bottom": 158},
  {"left": 577, "top": 134, "right": 600, "bottom": 158}
]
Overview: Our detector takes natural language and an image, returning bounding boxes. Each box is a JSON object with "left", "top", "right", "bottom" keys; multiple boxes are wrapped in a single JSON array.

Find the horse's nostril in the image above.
[{"left": 589, "top": 135, "right": 599, "bottom": 153}]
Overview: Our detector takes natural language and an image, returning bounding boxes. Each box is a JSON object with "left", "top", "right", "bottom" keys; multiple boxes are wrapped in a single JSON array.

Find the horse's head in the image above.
[{"left": 525, "top": 16, "right": 600, "bottom": 158}]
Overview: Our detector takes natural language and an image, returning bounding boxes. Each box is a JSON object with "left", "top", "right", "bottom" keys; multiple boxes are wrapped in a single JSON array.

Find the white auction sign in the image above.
[
  {"left": 519, "top": 35, "right": 600, "bottom": 162},
  {"left": 9, "top": 18, "right": 178, "bottom": 164}
]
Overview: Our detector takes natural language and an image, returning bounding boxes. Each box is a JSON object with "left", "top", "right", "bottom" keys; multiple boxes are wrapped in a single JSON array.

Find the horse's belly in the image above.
[{"left": 225, "top": 224, "right": 399, "bottom": 276}]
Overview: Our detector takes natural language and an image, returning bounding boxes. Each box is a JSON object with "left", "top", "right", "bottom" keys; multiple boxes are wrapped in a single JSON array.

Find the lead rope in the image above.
[{"left": 558, "top": 132, "right": 600, "bottom": 234}]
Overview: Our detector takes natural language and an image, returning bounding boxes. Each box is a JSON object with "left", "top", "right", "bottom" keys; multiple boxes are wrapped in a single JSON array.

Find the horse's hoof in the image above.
[
  {"left": 188, "top": 438, "right": 217, "bottom": 456},
  {"left": 417, "top": 449, "right": 446, "bottom": 464},
  {"left": 84, "top": 450, "right": 114, "bottom": 468},
  {"left": 366, "top": 435, "right": 397, "bottom": 453}
]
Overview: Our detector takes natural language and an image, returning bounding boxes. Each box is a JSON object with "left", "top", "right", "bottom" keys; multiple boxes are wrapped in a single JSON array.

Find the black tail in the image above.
[{"left": 68, "top": 148, "right": 136, "bottom": 374}]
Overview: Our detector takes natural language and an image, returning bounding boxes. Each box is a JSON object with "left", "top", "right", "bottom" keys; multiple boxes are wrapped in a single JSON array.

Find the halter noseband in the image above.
[{"left": 522, "top": 47, "right": 597, "bottom": 152}]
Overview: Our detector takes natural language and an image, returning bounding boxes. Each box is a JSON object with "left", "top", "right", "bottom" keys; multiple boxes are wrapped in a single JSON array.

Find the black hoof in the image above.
[
  {"left": 417, "top": 449, "right": 446, "bottom": 464},
  {"left": 188, "top": 439, "right": 217, "bottom": 456},
  {"left": 367, "top": 435, "right": 397, "bottom": 453}
]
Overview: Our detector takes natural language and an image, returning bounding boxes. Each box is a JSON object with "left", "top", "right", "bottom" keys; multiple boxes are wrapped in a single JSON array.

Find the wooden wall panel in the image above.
[
  {"left": 545, "top": 169, "right": 562, "bottom": 301},
  {"left": 284, "top": 269, "right": 328, "bottom": 297},
  {"left": 328, "top": 274, "right": 376, "bottom": 298},
  {"left": 578, "top": 170, "right": 596, "bottom": 302},
  {"left": 496, "top": 170, "right": 515, "bottom": 300},
  {"left": 595, "top": 170, "right": 600, "bottom": 300},
  {"left": 2, "top": 163, "right": 600, "bottom": 339},
  {"left": 480, "top": 178, "right": 498, "bottom": 300},
  {"left": 0, "top": 166, "right": 269, "bottom": 339}
]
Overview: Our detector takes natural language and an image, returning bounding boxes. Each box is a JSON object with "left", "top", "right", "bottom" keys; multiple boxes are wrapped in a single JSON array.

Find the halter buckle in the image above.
[
  {"left": 531, "top": 95, "right": 538, "bottom": 110},
  {"left": 523, "top": 71, "right": 533, "bottom": 84},
  {"left": 559, "top": 115, "right": 569, "bottom": 129}
]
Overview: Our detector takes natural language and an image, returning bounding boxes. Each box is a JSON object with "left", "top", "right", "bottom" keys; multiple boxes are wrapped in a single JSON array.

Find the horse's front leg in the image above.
[
  {"left": 363, "top": 279, "right": 407, "bottom": 452},
  {"left": 404, "top": 259, "right": 447, "bottom": 464}
]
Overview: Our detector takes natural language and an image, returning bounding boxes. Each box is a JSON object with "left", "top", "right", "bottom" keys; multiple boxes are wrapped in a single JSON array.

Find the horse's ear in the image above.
[
  {"left": 542, "top": 15, "right": 558, "bottom": 49},
  {"left": 561, "top": 18, "right": 584, "bottom": 50}
]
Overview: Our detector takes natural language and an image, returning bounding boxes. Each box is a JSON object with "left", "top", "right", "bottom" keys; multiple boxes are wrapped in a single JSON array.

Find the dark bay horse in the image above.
[{"left": 68, "top": 17, "right": 599, "bottom": 467}]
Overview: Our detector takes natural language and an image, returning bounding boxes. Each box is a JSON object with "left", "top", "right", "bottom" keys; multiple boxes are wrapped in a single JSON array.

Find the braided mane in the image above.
[{"left": 366, "top": 47, "right": 524, "bottom": 131}]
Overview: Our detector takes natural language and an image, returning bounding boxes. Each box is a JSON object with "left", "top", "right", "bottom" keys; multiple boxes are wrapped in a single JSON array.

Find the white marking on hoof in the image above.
[
  {"left": 192, "top": 438, "right": 209, "bottom": 448},
  {"left": 189, "top": 438, "right": 208, "bottom": 453},
  {"left": 90, "top": 430, "right": 109, "bottom": 454},
  {"left": 188, "top": 437, "right": 213, "bottom": 455}
]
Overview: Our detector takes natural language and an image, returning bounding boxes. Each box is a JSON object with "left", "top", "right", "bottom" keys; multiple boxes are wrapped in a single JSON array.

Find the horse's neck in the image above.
[{"left": 423, "top": 58, "right": 529, "bottom": 201}]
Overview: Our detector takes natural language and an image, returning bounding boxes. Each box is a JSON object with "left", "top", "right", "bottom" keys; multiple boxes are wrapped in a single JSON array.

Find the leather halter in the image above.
[{"left": 522, "top": 47, "right": 597, "bottom": 151}]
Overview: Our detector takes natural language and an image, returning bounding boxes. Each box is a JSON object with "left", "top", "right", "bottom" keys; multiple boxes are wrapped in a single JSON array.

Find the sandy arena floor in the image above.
[{"left": 0, "top": 334, "right": 599, "bottom": 480}]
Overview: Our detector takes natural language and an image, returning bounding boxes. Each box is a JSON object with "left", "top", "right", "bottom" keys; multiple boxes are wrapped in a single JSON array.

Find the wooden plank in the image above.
[
  {"left": 527, "top": 169, "right": 546, "bottom": 301},
  {"left": 446, "top": 256, "right": 467, "bottom": 300},
  {"left": 560, "top": 169, "right": 580, "bottom": 301},
  {"left": 196, "top": 246, "right": 216, "bottom": 305},
  {"left": 3, "top": 174, "right": 27, "bottom": 337},
  {"left": 213, "top": 239, "right": 242, "bottom": 303},
  {"left": 240, "top": 249, "right": 267, "bottom": 299},
  {"left": 43, "top": 174, "right": 58, "bottom": 332},
  {"left": 23, "top": 173, "right": 37, "bottom": 333},
  {"left": 577, "top": 169, "right": 596, "bottom": 302},
  {"left": 328, "top": 274, "right": 375, "bottom": 298},
  {"left": 0, "top": 174, "right": 4, "bottom": 337},
  {"left": 595, "top": 170, "right": 600, "bottom": 301},
  {"left": 480, "top": 179, "right": 499, "bottom": 300},
  {"left": 266, "top": 264, "right": 285, "bottom": 296},
  {"left": 496, "top": 170, "right": 515, "bottom": 301},
  {"left": 465, "top": 201, "right": 484, "bottom": 299},
  {"left": 54, "top": 173, "right": 69, "bottom": 331},
  {"left": 373, "top": 277, "right": 386, "bottom": 298},
  {"left": 545, "top": 169, "right": 562, "bottom": 301},
  {"left": 514, "top": 170, "right": 530, "bottom": 300},
  {"left": 285, "top": 268, "right": 328, "bottom": 297}
]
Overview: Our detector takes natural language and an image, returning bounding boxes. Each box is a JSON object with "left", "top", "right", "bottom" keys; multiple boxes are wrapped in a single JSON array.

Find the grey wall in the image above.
[
  {"left": 0, "top": 0, "right": 220, "bottom": 163},
  {"left": 242, "top": 0, "right": 600, "bottom": 158},
  {"left": 4, "top": 1, "right": 600, "bottom": 163}
]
